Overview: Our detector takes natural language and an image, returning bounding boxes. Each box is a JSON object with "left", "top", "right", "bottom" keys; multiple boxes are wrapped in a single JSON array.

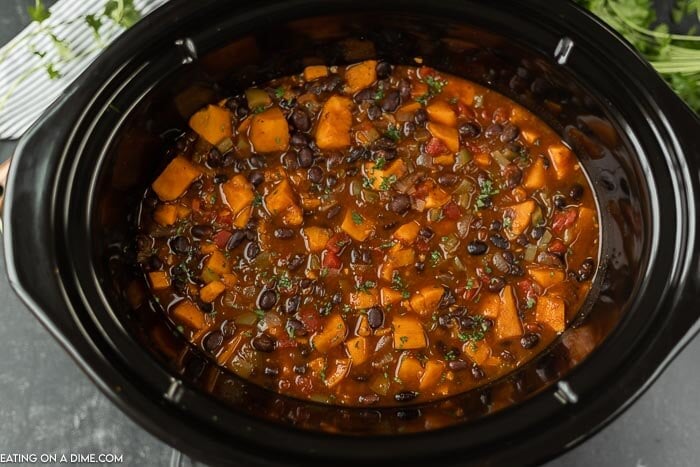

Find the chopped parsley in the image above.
[
  {"left": 252, "top": 105, "right": 266, "bottom": 114},
  {"left": 374, "top": 157, "right": 387, "bottom": 170},
  {"left": 286, "top": 325, "right": 296, "bottom": 338},
  {"left": 252, "top": 192, "right": 263, "bottom": 207},
  {"left": 320, "top": 267, "right": 329, "bottom": 278},
  {"left": 274, "top": 86, "right": 285, "bottom": 99},
  {"left": 379, "top": 240, "right": 397, "bottom": 249},
  {"left": 362, "top": 177, "right": 376, "bottom": 189},
  {"left": 525, "top": 297, "right": 536, "bottom": 309},
  {"left": 416, "top": 93, "right": 430, "bottom": 106},
  {"left": 458, "top": 315, "right": 490, "bottom": 345},
  {"left": 373, "top": 89, "right": 385, "bottom": 101},
  {"left": 475, "top": 179, "right": 500, "bottom": 209},
  {"left": 379, "top": 175, "right": 397, "bottom": 191},
  {"left": 444, "top": 350, "right": 458, "bottom": 361},
  {"left": 391, "top": 273, "right": 410, "bottom": 299},
  {"left": 430, "top": 250, "right": 442, "bottom": 266},
  {"left": 424, "top": 75, "right": 447, "bottom": 95},
  {"left": 356, "top": 280, "right": 377, "bottom": 293},
  {"left": 276, "top": 272, "right": 293, "bottom": 291},
  {"left": 384, "top": 125, "right": 401, "bottom": 142},
  {"left": 503, "top": 215, "right": 513, "bottom": 230},
  {"left": 351, "top": 211, "right": 364, "bottom": 225},
  {"left": 399, "top": 335, "right": 409, "bottom": 345},
  {"left": 254, "top": 308, "right": 266, "bottom": 320},
  {"left": 466, "top": 278, "right": 475, "bottom": 290}
]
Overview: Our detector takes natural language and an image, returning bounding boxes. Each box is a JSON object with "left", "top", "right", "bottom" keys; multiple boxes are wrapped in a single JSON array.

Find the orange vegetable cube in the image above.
[
  {"left": 395, "top": 101, "right": 422, "bottom": 122},
  {"left": 152, "top": 156, "right": 202, "bottom": 201},
  {"left": 504, "top": 200, "right": 536, "bottom": 239},
  {"left": 315, "top": 95, "right": 353, "bottom": 150},
  {"left": 427, "top": 122, "right": 459, "bottom": 152},
  {"left": 548, "top": 143, "right": 576, "bottom": 180},
  {"left": 325, "top": 358, "right": 351, "bottom": 388},
  {"left": 387, "top": 245, "right": 415, "bottom": 268},
  {"left": 311, "top": 314, "right": 348, "bottom": 353},
  {"left": 249, "top": 107, "right": 290, "bottom": 153},
  {"left": 188, "top": 105, "right": 232, "bottom": 145},
  {"left": 345, "top": 336, "right": 369, "bottom": 365},
  {"left": 153, "top": 204, "right": 178, "bottom": 226},
  {"left": 523, "top": 157, "right": 547, "bottom": 190},
  {"left": 426, "top": 100, "right": 457, "bottom": 127},
  {"left": 221, "top": 174, "right": 255, "bottom": 215},
  {"left": 536, "top": 295, "right": 566, "bottom": 332},
  {"left": 393, "top": 316, "right": 427, "bottom": 349},
  {"left": 302, "top": 226, "right": 331, "bottom": 253},
  {"left": 171, "top": 300, "right": 205, "bottom": 330},
  {"left": 495, "top": 286, "right": 522, "bottom": 340},
  {"left": 203, "top": 250, "right": 229, "bottom": 276},
  {"left": 148, "top": 271, "right": 170, "bottom": 290},
  {"left": 265, "top": 179, "right": 303, "bottom": 227},
  {"left": 419, "top": 360, "right": 446, "bottom": 390},
  {"left": 200, "top": 281, "right": 226, "bottom": 303},
  {"left": 341, "top": 209, "right": 375, "bottom": 241},
  {"left": 303, "top": 65, "right": 329, "bottom": 81},
  {"left": 409, "top": 285, "right": 444, "bottom": 316},
  {"left": 364, "top": 159, "right": 408, "bottom": 191},
  {"left": 393, "top": 221, "right": 421, "bottom": 245},
  {"left": 355, "top": 314, "right": 371, "bottom": 336},
  {"left": 463, "top": 341, "right": 491, "bottom": 365},
  {"left": 221, "top": 273, "right": 238, "bottom": 289},
  {"left": 380, "top": 287, "right": 405, "bottom": 306},
  {"left": 528, "top": 267, "right": 566, "bottom": 289},
  {"left": 396, "top": 355, "right": 423, "bottom": 389},
  {"left": 350, "top": 289, "right": 379, "bottom": 309},
  {"left": 344, "top": 60, "right": 377, "bottom": 93}
]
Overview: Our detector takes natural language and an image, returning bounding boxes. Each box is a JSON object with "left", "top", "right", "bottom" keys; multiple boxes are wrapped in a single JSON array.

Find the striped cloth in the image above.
[{"left": 0, "top": 0, "right": 168, "bottom": 140}]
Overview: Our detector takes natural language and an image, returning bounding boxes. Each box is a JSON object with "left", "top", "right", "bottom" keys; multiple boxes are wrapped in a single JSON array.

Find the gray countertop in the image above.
[{"left": 1, "top": 1, "right": 698, "bottom": 466}]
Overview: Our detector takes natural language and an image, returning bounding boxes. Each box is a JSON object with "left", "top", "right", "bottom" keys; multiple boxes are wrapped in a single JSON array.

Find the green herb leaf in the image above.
[
  {"left": 384, "top": 125, "right": 401, "bottom": 142},
  {"left": 104, "top": 0, "right": 141, "bottom": 28},
  {"left": 274, "top": 86, "right": 285, "bottom": 99},
  {"left": 28, "top": 0, "right": 50, "bottom": 23},
  {"left": 351, "top": 211, "right": 364, "bottom": 225}
]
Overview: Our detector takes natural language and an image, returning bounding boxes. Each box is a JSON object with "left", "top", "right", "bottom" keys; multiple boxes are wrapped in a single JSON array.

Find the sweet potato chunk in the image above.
[
  {"left": 303, "top": 65, "right": 329, "bottom": 81},
  {"left": 423, "top": 182, "right": 451, "bottom": 209},
  {"left": 547, "top": 143, "right": 575, "bottom": 180},
  {"left": 249, "top": 107, "right": 290, "bottom": 153},
  {"left": 380, "top": 287, "right": 405, "bottom": 306},
  {"left": 200, "top": 280, "right": 226, "bottom": 303},
  {"left": 344, "top": 60, "right": 377, "bottom": 93},
  {"left": 341, "top": 209, "right": 375, "bottom": 241},
  {"left": 171, "top": 300, "right": 205, "bottom": 329},
  {"left": 221, "top": 273, "right": 239, "bottom": 289},
  {"left": 153, "top": 204, "right": 178, "bottom": 226},
  {"left": 387, "top": 245, "right": 415, "bottom": 268},
  {"left": 463, "top": 341, "right": 491, "bottom": 365},
  {"left": 345, "top": 336, "right": 369, "bottom": 365},
  {"left": 393, "top": 221, "right": 421, "bottom": 245},
  {"left": 536, "top": 295, "right": 566, "bottom": 332},
  {"left": 203, "top": 250, "right": 229, "bottom": 276},
  {"left": 221, "top": 174, "right": 254, "bottom": 215},
  {"left": 396, "top": 356, "right": 423, "bottom": 389},
  {"left": 426, "top": 101, "right": 457, "bottom": 127},
  {"left": 419, "top": 360, "right": 445, "bottom": 391},
  {"left": 302, "top": 226, "right": 332, "bottom": 253},
  {"left": 504, "top": 200, "right": 536, "bottom": 239},
  {"left": 523, "top": 157, "right": 547, "bottom": 190},
  {"left": 364, "top": 159, "right": 408, "bottom": 191},
  {"left": 152, "top": 156, "right": 202, "bottom": 201},
  {"left": 350, "top": 289, "right": 379, "bottom": 309},
  {"left": 311, "top": 314, "right": 348, "bottom": 353},
  {"left": 409, "top": 285, "right": 444, "bottom": 316},
  {"left": 325, "top": 358, "right": 351, "bottom": 388},
  {"left": 427, "top": 122, "right": 459, "bottom": 152},
  {"left": 393, "top": 316, "right": 427, "bottom": 349},
  {"left": 265, "top": 179, "right": 303, "bottom": 226},
  {"left": 528, "top": 267, "right": 565, "bottom": 289},
  {"left": 315, "top": 95, "right": 353, "bottom": 149},
  {"left": 495, "top": 286, "right": 522, "bottom": 340},
  {"left": 148, "top": 271, "right": 170, "bottom": 290},
  {"left": 188, "top": 105, "right": 233, "bottom": 145},
  {"left": 479, "top": 293, "right": 501, "bottom": 319}
]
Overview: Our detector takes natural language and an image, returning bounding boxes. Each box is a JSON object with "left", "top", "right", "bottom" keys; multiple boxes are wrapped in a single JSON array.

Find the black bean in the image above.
[
  {"left": 554, "top": 195, "right": 567, "bottom": 210},
  {"left": 531, "top": 226, "right": 546, "bottom": 240},
  {"left": 490, "top": 220, "right": 502, "bottom": 232},
  {"left": 502, "top": 251, "right": 515, "bottom": 264},
  {"left": 286, "top": 318, "right": 307, "bottom": 337},
  {"left": 236, "top": 106, "right": 249, "bottom": 119},
  {"left": 367, "top": 307, "right": 384, "bottom": 329},
  {"left": 437, "top": 314, "right": 453, "bottom": 327},
  {"left": 403, "top": 121, "right": 416, "bottom": 137},
  {"left": 489, "top": 234, "right": 510, "bottom": 250},
  {"left": 297, "top": 147, "right": 314, "bottom": 168},
  {"left": 326, "top": 174, "right": 338, "bottom": 188},
  {"left": 488, "top": 276, "right": 506, "bottom": 293},
  {"left": 308, "top": 166, "right": 324, "bottom": 184},
  {"left": 203, "top": 331, "right": 224, "bottom": 352},
  {"left": 290, "top": 132, "right": 309, "bottom": 147},
  {"left": 191, "top": 225, "right": 213, "bottom": 239},
  {"left": 471, "top": 365, "right": 485, "bottom": 380},
  {"left": 376, "top": 61, "right": 392, "bottom": 79},
  {"left": 290, "top": 109, "right": 311, "bottom": 132},
  {"left": 509, "top": 264, "right": 525, "bottom": 276},
  {"left": 380, "top": 90, "right": 401, "bottom": 112},
  {"left": 484, "top": 123, "right": 503, "bottom": 138},
  {"left": 458, "top": 122, "right": 481, "bottom": 139},
  {"left": 197, "top": 300, "right": 213, "bottom": 314},
  {"left": 500, "top": 123, "right": 520, "bottom": 142},
  {"left": 288, "top": 254, "right": 306, "bottom": 271},
  {"left": 347, "top": 146, "right": 369, "bottom": 163},
  {"left": 264, "top": 367, "right": 280, "bottom": 377},
  {"left": 504, "top": 164, "right": 523, "bottom": 189},
  {"left": 257, "top": 289, "right": 277, "bottom": 310},
  {"left": 577, "top": 258, "right": 596, "bottom": 282},
  {"left": 414, "top": 261, "right": 426, "bottom": 273},
  {"left": 448, "top": 360, "right": 469, "bottom": 371},
  {"left": 437, "top": 173, "right": 459, "bottom": 187},
  {"left": 208, "top": 147, "right": 224, "bottom": 167},
  {"left": 398, "top": 79, "right": 411, "bottom": 99},
  {"left": 246, "top": 170, "right": 264, "bottom": 187},
  {"left": 284, "top": 295, "right": 301, "bottom": 314},
  {"left": 419, "top": 227, "right": 434, "bottom": 239},
  {"left": 467, "top": 240, "right": 488, "bottom": 255},
  {"left": 251, "top": 334, "right": 276, "bottom": 352},
  {"left": 569, "top": 183, "right": 584, "bottom": 201},
  {"left": 439, "top": 288, "right": 456, "bottom": 309},
  {"left": 326, "top": 205, "right": 342, "bottom": 219},
  {"left": 372, "top": 136, "right": 396, "bottom": 150},
  {"left": 355, "top": 88, "right": 374, "bottom": 102},
  {"left": 367, "top": 104, "right": 382, "bottom": 120},
  {"left": 383, "top": 221, "right": 398, "bottom": 230},
  {"left": 515, "top": 234, "right": 529, "bottom": 247},
  {"left": 394, "top": 391, "right": 418, "bottom": 402},
  {"left": 169, "top": 236, "right": 190, "bottom": 255},
  {"left": 274, "top": 228, "right": 294, "bottom": 239},
  {"left": 492, "top": 253, "right": 511, "bottom": 273},
  {"left": 414, "top": 109, "right": 428, "bottom": 125},
  {"left": 520, "top": 333, "right": 540, "bottom": 349},
  {"left": 245, "top": 242, "right": 260, "bottom": 260},
  {"left": 147, "top": 255, "right": 163, "bottom": 271},
  {"left": 226, "top": 230, "right": 246, "bottom": 250},
  {"left": 244, "top": 226, "right": 257, "bottom": 240},
  {"left": 249, "top": 155, "right": 265, "bottom": 169},
  {"left": 331, "top": 292, "right": 343, "bottom": 305},
  {"left": 389, "top": 194, "right": 411, "bottom": 214}
]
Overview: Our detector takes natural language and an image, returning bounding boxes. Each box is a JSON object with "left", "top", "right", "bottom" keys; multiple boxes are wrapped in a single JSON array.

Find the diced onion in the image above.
[
  {"left": 524, "top": 244, "right": 537, "bottom": 262},
  {"left": 455, "top": 148, "right": 472, "bottom": 170},
  {"left": 216, "top": 137, "right": 234, "bottom": 154},
  {"left": 538, "top": 230, "right": 552, "bottom": 249}
]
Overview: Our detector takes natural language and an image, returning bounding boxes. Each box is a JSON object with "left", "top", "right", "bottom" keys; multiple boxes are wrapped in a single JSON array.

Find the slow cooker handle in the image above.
[{"left": 0, "top": 157, "right": 10, "bottom": 233}]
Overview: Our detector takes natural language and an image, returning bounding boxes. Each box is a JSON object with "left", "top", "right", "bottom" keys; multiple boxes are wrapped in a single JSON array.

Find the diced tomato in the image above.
[
  {"left": 425, "top": 137, "right": 448, "bottom": 156},
  {"left": 326, "top": 233, "right": 351, "bottom": 255},
  {"left": 516, "top": 279, "right": 540, "bottom": 299},
  {"left": 322, "top": 251, "right": 342, "bottom": 270},
  {"left": 552, "top": 208, "right": 578, "bottom": 234},
  {"left": 458, "top": 284, "right": 480, "bottom": 302},
  {"left": 548, "top": 238, "right": 568, "bottom": 256},
  {"left": 298, "top": 307, "right": 323, "bottom": 333},
  {"left": 442, "top": 201, "right": 461, "bottom": 220},
  {"left": 213, "top": 230, "right": 232, "bottom": 249},
  {"left": 277, "top": 334, "right": 298, "bottom": 349}
]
